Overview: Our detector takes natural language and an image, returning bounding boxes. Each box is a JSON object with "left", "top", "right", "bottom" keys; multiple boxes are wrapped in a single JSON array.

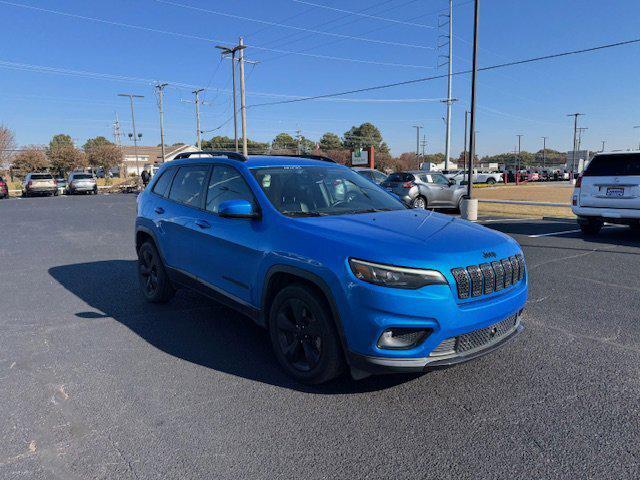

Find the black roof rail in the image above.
[
  {"left": 277, "top": 154, "right": 336, "bottom": 163},
  {"left": 173, "top": 150, "right": 248, "bottom": 162}
]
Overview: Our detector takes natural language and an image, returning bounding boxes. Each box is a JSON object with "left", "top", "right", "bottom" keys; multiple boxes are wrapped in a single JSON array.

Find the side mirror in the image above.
[{"left": 218, "top": 199, "right": 258, "bottom": 219}]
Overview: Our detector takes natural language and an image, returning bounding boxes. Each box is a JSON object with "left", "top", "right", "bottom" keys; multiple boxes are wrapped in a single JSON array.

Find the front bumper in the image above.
[{"left": 348, "top": 315, "right": 523, "bottom": 373}]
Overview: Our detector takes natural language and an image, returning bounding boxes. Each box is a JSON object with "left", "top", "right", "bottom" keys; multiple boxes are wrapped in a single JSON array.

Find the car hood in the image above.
[{"left": 293, "top": 209, "right": 520, "bottom": 267}]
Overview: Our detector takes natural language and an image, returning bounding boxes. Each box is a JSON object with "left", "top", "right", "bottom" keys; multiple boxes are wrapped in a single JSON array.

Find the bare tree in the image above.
[
  {"left": 0, "top": 124, "right": 16, "bottom": 171},
  {"left": 11, "top": 146, "right": 49, "bottom": 177}
]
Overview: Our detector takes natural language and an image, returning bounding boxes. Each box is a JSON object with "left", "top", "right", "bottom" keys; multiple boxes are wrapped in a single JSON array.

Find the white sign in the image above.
[{"left": 351, "top": 149, "right": 368, "bottom": 166}]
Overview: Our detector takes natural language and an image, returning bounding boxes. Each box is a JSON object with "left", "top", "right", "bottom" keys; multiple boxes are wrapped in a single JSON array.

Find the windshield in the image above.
[{"left": 251, "top": 166, "right": 405, "bottom": 217}]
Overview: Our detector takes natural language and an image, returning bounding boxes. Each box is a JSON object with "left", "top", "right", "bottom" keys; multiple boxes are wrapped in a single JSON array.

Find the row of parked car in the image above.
[{"left": 16, "top": 172, "right": 98, "bottom": 198}]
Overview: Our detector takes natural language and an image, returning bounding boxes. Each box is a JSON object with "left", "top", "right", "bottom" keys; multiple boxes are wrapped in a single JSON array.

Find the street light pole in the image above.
[
  {"left": 238, "top": 37, "right": 248, "bottom": 156},
  {"left": 541, "top": 136, "right": 547, "bottom": 169},
  {"left": 443, "top": 0, "right": 454, "bottom": 171},
  {"left": 216, "top": 43, "right": 246, "bottom": 153},
  {"left": 413, "top": 125, "right": 423, "bottom": 156},
  {"left": 466, "top": 0, "right": 480, "bottom": 201},
  {"left": 516, "top": 134, "right": 523, "bottom": 185},
  {"left": 155, "top": 83, "right": 168, "bottom": 161},
  {"left": 118, "top": 93, "right": 144, "bottom": 177},
  {"left": 567, "top": 113, "right": 584, "bottom": 178}
]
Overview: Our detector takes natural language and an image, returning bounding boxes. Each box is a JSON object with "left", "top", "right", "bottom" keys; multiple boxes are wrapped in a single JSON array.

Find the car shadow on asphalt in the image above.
[
  {"left": 485, "top": 219, "right": 640, "bottom": 251},
  {"left": 49, "top": 260, "right": 421, "bottom": 394}
]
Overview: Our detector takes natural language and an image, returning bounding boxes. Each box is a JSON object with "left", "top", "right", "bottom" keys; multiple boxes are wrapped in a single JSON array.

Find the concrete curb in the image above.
[{"left": 478, "top": 199, "right": 571, "bottom": 208}]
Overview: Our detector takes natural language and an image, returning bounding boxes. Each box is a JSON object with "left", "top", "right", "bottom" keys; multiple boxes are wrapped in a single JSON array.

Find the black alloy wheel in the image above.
[
  {"left": 269, "top": 284, "right": 343, "bottom": 384},
  {"left": 138, "top": 242, "right": 174, "bottom": 303}
]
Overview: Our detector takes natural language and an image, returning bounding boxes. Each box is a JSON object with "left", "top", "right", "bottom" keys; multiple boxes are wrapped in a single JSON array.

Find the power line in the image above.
[
  {"left": 154, "top": 0, "right": 434, "bottom": 50},
  {"left": 291, "top": 0, "right": 436, "bottom": 28},
  {"left": 0, "top": 0, "right": 433, "bottom": 69},
  {"left": 248, "top": 36, "right": 640, "bottom": 108}
]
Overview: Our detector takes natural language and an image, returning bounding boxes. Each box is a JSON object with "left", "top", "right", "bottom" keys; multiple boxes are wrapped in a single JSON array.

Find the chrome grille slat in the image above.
[
  {"left": 509, "top": 256, "right": 519, "bottom": 284},
  {"left": 501, "top": 259, "right": 513, "bottom": 288},
  {"left": 451, "top": 268, "right": 471, "bottom": 299},
  {"left": 491, "top": 261, "right": 505, "bottom": 292},
  {"left": 451, "top": 255, "right": 525, "bottom": 299},
  {"left": 479, "top": 263, "right": 495, "bottom": 294},
  {"left": 467, "top": 265, "right": 483, "bottom": 297}
]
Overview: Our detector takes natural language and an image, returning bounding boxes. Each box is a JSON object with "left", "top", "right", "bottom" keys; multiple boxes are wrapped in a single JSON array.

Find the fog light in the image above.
[{"left": 377, "top": 328, "right": 431, "bottom": 350}]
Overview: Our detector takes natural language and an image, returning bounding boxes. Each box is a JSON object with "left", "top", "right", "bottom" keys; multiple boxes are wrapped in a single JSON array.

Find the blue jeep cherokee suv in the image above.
[{"left": 136, "top": 152, "right": 527, "bottom": 383}]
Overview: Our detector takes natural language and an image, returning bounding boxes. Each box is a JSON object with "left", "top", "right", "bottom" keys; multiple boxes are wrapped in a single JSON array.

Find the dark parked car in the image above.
[{"left": 381, "top": 171, "right": 466, "bottom": 210}]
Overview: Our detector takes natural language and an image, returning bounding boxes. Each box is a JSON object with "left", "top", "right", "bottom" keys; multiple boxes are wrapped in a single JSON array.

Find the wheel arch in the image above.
[{"left": 261, "top": 265, "right": 349, "bottom": 355}]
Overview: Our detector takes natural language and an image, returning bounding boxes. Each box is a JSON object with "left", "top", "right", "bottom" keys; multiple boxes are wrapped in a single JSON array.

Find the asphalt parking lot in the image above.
[{"left": 1, "top": 194, "right": 639, "bottom": 479}]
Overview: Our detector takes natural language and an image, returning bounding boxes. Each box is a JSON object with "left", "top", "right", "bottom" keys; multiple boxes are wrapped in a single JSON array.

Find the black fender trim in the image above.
[{"left": 261, "top": 265, "right": 350, "bottom": 359}]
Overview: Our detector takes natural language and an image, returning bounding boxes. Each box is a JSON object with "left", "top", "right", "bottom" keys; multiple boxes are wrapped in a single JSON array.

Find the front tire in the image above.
[
  {"left": 268, "top": 284, "right": 344, "bottom": 384},
  {"left": 411, "top": 195, "right": 427, "bottom": 209},
  {"left": 138, "top": 241, "right": 175, "bottom": 303},
  {"left": 486, "top": 178, "right": 496, "bottom": 185}
]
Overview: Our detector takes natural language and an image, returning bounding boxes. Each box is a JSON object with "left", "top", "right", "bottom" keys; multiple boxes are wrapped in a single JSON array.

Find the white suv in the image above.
[{"left": 572, "top": 152, "right": 640, "bottom": 234}]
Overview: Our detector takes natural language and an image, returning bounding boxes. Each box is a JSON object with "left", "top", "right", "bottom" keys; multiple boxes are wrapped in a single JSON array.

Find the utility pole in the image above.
[
  {"left": 516, "top": 134, "right": 523, "bottom": 185},
  {"left": 601, "top": 140, "right": 606, "bottom": 152},
  {"left": 155, "top": 83, "right": 168, "bottom": 161},
  {"left": 443, "top": 0, "right": 454, "bottom": 171},
  {"left": 463, "top": 110, "right": 468, "bottom": 177},
  {"left": 192, "top": 89, "right": 205, "bottom": 150},
  {"left": 413, "top": 125, "right": 422, "bottom": 156},
  {"left": 216, "top": 42, "right": 247, "bottom": 153},
  {"left": 113, "top": 112, "right": 122, "bottom": 146},
  {"left": 420, "top": 135, "right": 427, "bottom": 156},
  {"left": 238, "top": 37, "right": 248, "bottom": 156},
  {"left": 295, "top": 130, "right": 302, "bottom": 155},
  {"left": 577, "top": 127, "right": 588, "bottom": 152},
  {"left": 118, "top": 93, "right": 144, "bottom": 177},
  {"left": 634, "top": 126, "right": 640, "bottom": 150},
  {"left": 541, "top": 136, "right": 547, "bottom": 169},
  {"left": 567, "top": 113, "right": 584, "bottom": 178},
  {"left": 466, "top": 0, "right": 480, "bottom": 202}
]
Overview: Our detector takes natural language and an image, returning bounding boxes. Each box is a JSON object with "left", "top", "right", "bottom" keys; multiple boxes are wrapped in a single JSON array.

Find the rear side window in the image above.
[
  {"left": 387, "top": 172, "right": 414, "bottom": 182},
  {"left": 152, "top": 167, "right": 176, "bottom": 197},
  {"left": 584, "top": 154, "right": 640, "bottom": 176},
  {"left": 206, "top": 165, "right": 255, "bottom": 213},
  {"left": 168, "top": 165, "right": 209, "bottom": 207},
  {"left": 31, "top": 174, "right": 53, "bottom": 180}
]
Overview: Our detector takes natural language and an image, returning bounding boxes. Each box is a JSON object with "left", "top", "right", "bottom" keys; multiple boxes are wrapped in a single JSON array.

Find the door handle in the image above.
[
  {"left": 154, "top": 207, "right": 165, "bottom": 214},
  {"left": 195, "top": 219, "right": 211, "bottom": 229}
]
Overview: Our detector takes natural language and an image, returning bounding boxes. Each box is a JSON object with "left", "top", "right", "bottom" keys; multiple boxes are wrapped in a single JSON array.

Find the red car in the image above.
[{"left": 0, "top": 176, "right": 8, "bottom": 199}]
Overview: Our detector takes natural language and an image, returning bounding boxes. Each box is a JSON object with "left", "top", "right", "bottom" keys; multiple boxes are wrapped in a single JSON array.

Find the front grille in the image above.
[
  {"left": 430, "top": 315, "right": 519, "bottom": 357},
  {"left": 451, "top": 255, "right": 526, "bottom": 300},
  {"left": 456, "top": 315, "right": 518, "bottom": 353}
]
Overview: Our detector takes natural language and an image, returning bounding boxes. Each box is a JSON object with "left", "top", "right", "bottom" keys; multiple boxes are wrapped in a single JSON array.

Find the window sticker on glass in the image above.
[{"left": 262, "top": 174, "right": 271, "bottom": 188}]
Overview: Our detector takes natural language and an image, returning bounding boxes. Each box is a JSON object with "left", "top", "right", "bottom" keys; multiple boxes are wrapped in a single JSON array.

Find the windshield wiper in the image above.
[{"left": 281, "top": 210, "right": 328, "bottom": 217}]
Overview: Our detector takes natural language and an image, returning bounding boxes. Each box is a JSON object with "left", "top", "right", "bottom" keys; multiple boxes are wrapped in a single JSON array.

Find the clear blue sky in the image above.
[{"left": 1, "top": 0, "right": 639, "bottom": 156}]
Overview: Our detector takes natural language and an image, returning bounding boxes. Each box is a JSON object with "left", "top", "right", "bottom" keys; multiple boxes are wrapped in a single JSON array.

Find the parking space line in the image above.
[{"left": 528, "top": 229, "right": 582, "bottom": 238}]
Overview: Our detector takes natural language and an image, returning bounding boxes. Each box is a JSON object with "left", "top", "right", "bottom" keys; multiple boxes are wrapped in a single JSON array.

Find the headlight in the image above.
[{"left": 349, "top": 259, "right": 447, "bottom": 289}]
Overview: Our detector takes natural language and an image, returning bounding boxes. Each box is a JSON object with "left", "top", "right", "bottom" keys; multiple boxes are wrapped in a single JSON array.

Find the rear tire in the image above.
[
  {"left": 579, "top": 218, "right": 603, "bottom": 235},
  {"left": 486, "top": 178, "right": 496, "bottom": 185},
  {"left": 268, "top": 284, "right": 344, "bottom": 384},
  {"left": 138, "top": 241, "right": 175, "bottom": 303},
  {"left": 411, "top": 196, "right": 427, "bottom": 210}
]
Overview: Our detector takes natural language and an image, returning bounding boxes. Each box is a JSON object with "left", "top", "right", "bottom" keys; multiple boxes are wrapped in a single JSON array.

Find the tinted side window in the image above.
[
  {"left": 206, "top": 165, "right": 255, "bottom": 213},
  {"left": 152, "top": 167, "right": 176, "bottom": 197},
  {"left": 168, "top": 165, "right": 209, "bottom": 207},
  {"left": 387, "top": 172, "right": 413, "bottom": 183}
]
